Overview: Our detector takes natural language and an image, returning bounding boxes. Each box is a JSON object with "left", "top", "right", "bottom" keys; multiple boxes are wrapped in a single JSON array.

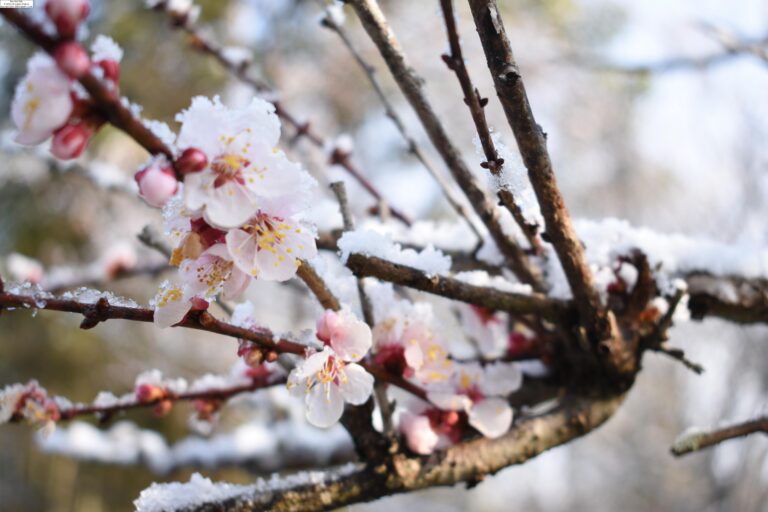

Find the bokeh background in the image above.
[{"left": 1, "top": 0, "right": 767, "bottom": 511}]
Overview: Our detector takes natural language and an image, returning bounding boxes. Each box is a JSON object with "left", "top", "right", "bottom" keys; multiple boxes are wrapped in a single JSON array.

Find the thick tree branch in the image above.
[
  {"left": 346, "top": 0, "right": 544, "bottom": 291},
  {"left": 671, "top": 417, "right": 768, "bottom": 456},
  {"left": 171, "top": 393, "right": 625, "bottom": 511},
  {"left": 345, "top": 253, "right": 568, "bottom": 321},
  {"left": 467, "top": 1, "right": 611, "bottom": 343},
  {"left": 687, "top": 273, "right": 768, "bottom": 324}
]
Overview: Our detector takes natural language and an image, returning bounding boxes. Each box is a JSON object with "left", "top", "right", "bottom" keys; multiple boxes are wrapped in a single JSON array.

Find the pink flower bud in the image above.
[
  {"left": 176, "top": 147, "right": 208, "bottom": 175},
  {"left": 135, "top": 383, "right": 164, "bottom": 403},
  {"left": 153, "top": 399, "right": 173, "bottom": 417},
  {"left": 53, "top": 42, "right": 90, "bottom": 78},
  {"left": 135, "top": 161, "right": 178, "bottom": 208},
  {"left": 51, "top": 123, "right": 92, "bottom": 160},
  {"left": 97, "top": 59, "right": 120, "bottom": 83},
  {"left": 45, "top": 0, "right": 90, "bottom": 39}
]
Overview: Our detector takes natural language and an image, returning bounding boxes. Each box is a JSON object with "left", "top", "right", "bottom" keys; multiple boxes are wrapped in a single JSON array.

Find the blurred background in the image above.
[{"left": 1, "top": 0, "right": 767, "bottom": 510}]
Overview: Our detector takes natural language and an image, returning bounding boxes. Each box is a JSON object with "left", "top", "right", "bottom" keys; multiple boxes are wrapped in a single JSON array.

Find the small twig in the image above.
[
  {"left": 319, "top": 6, "right": 483, "bottom": 244},
  {"left": 671, "top": 417, "right": 768, "bottom": 456},
  {"left": 296, "top": 260, "right": 342, "bottom": 312},
  {"left": 329, "top": 181, "right": 393, "bottom": 433},
  {"left": 347, "top": 0, "right": 544, "bottom": 291},
  {"left": 137, "top": 225, "right": 173, "bottom": 259},
  {"left": 438, "top": 0, "right": 542, "bottom": 255},
  {"left": 655, "top": 344, "right": 704, "bottom": 375}
]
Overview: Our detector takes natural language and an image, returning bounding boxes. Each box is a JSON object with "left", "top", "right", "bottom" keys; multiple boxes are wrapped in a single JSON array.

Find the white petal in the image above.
[
  {"left": 468, "top": 398, "right": 513, "bottom": 439},
  {"left": 339, "top": 363, "right": 374, "bottom": 405},
  {"left": 152, "top": 285, "right": 191, "bottom": 328},
  {"left": 480, "top": 362, "right": 523, "bottom": 396},
  {"left": 306, "top": 382, "right": 344, "bottom": 428},
  {"left": 332, "top": 310, "right": 372, "bottom": 362},
  {"left": 226, "top": 229, "right": 260, "bottom": 277},
  {"left": 427, "top": 392, "right": 471, "bottom": 412},
  {"left": 203, "top": 182, "right": 259, "bottom": 229},
  {"left": 400, "top": 412, "right": 439, "bottom": 455}
]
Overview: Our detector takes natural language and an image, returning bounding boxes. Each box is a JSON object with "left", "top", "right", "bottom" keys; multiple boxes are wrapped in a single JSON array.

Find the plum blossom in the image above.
[
  {"left": 427, "top": 362, "right": 522, "bottom": 439},
  {"left": 150, "top": 280, "right": 206, "bottom": 328},
  {"left": 45, "top": 0, "right": 90, "bottom": 39},
  {"left": 11, "top": 54, "right": 73, "bottom": 146},
  {"left": 135, "top": 157, "right": 179, "bottom": 208},
  {"left": 288, "top": 309, "right": 374, "bottom": 428},
  {"left": 225, "top": 212, "right": 317, "bottom": 281},
  {"left": 457, "top": 305, "right": 509, "bottom": 359},
  {"left": 399, "top": 411, "right": 439, "bottom": 455},
  {"left": 0, "top": 381, "right": 60, "bottom": 435},
  {"left": 176, "top": 96, "right": 311, "bottom": 228},
  {"left": 178, "top": 244, "right": 250, "bottom": 300}
]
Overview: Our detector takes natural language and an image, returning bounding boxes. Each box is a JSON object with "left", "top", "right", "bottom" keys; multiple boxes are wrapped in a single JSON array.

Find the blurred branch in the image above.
[
  {"left": 687, "top": 273, "right": 768, "bottom": 324},
  {"left": 346, "top": 0, "right": 544, "bottom": 291},
  {"left": 467, "top": 1, "right": 614, "bottom": 347},
  {"left": 0, "top": 9, "right": 175, "bottom": 163},
  {"left": 46, "top": 262, "right": 171, "bottom": 295},
  {"left": 318, "top": 5, "right": 484, "bottom": 244},
  {"left": 150, "top": 2, "right": 413, "bottom": 226},
  {"left": 438, "top": 0, "right": 542, "bottom": 255},
  {"left": 170, "top": 393, "right": 625, "bottom": 512},
  {"left": 671, "top": 417, "right": 768, "bottom": 456}
]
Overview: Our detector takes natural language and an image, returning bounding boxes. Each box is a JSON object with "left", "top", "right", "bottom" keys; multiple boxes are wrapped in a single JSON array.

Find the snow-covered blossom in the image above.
[
  {"left": 135, "top": 157, "right": 179, "bottom": 208},
  {"left": 11, "top": 54, "right": 73, "bottom": 146},
  {"left": 150, "top": 280, "right": 205, "bottom": 328},
  {"left": 225, "top": 212, "right": 316, "bottom": 281},
  {"left": 427, "top": 362, "right": 522, "bottom": 439},
  {"left": 91, "top": 35, "right": 124, "bottom": 64},
  {"left": 288, "top": 309, "right": 374, "bottom": 428},
  {"left": 176, "top": 96, "right": 311, "bottom": 229},
  {"left": 6, "top": 253, "right": 45, "bottom": 284},
  {"left": 0, "top": 381, "right": 60, "bottom": 435}
]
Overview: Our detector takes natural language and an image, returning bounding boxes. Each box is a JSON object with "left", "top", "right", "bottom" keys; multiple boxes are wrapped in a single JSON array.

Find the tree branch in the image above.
[
  {"left": 438, "top": 0, "right": 542, "bottom": 254},
  {"left": 345, "top": 253, "right": 568, "bottom": 321},
  {"left": 168, "top": 393, "right": 625, "bottom": 511},
  {"left": 671, "top": 417, "right": 768, "bottom": 456},
  {"left": 346, "top": 0, "right": 543, "bottom": 291},
  {"left": 467, "top": 1, "right": 611, "bottom": 343}
]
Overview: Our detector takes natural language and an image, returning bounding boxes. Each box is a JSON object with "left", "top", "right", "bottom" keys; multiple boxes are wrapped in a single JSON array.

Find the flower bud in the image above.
[
  {"left": 51, "top": 123, "right": 92, "bottom": 160},
  {"left": 176, "top": 147, "right": 208, "bottom": 175},
  {"left": 135, "top": 160, "right": 178, "bottom": 208},
  {"left": 97, "top": 59, "right": 120, "bottom": 83},
  {"left": 135, "top": 383, "right": 165, "bottom": 403},
  {"left": 45, "top": 0, "right": 91, "bottom": 39},
  {"left": 53, "top": 42, "right": 90, "bottom": 79},
  {"left": 153, "top": 399, "right": 173, "bottom": 417}
]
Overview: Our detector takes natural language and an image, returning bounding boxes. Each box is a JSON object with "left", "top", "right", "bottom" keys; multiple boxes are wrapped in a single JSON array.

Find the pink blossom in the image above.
[
  {"left": 400, "top": 412, "right": 439, "bottom": 455},
  {"left": 135, "top": 158, "right": 179, "bottom": 208},
  {"left": 316, "top": 309, "right": 372, "bottom": 362},
  {"left": 178, "top": 244, "right": 250, "bottom": 300},
  {"left": 11, "top": 54, "right": 73, "bottom": 146},
  {"left": 225, "top": 212, "right": 317, "bottom": 281}
]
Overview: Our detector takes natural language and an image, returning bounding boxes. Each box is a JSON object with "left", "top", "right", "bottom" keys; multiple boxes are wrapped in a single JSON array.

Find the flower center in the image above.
[
  {"left": 242, "top": 214, "right": 291, "bottom": 254},
  {"left": 211, "top": 153, "right": 250, "bottom": 188}
]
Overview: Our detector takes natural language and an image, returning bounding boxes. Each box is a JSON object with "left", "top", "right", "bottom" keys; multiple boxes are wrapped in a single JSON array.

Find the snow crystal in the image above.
[
  {"left": 324, "top": 1, "right": 346, "bottom": 26},
  {"left": 454, "top": 271, "right": 533, "bottom": 295},
  {"left": 135, "top": 473, "right": 256, "bottom": 512},
  {"left": 221, "top": 46, "right": 252, "bottom": 68},
  {"left": 60, "top": 287, "right": 140, "bottom": 308},
  {"left": 338, "top": 230, "right": 451, "bottom": 276},
  {"left": 144, "top": 120, "right": 177, "bottom": 150},
  {"left": 91, "top": 35, "right": 124, "bottom": 63},
  {"left": 135, "top": 370, "right": 188, "bottom": 394}
]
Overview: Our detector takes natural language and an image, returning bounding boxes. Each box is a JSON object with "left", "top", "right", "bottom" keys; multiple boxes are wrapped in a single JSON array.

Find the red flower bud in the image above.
[
  {"left": 45, "top": 0, "right": 90, "bottom": 39},
  {"left": 135, "top": 161, "right": 178, "bottom": 208},
  {"left": 51, "top": 123, "right": 92, "bottom": 160},
  {"left": 97, "top": 59, "right": 120, "bottom": 83},
  {"left": 153, "top": 399, "right": 173, "bottom": 417},
  {"left": 54, "top": 41, "right": 91, "bottom": 78},
  {"left": 176, "top": 148, "right": 208, "bottom": 175},
  {"left": 135, "top": 384, "right": 165, "bottom": 403}
]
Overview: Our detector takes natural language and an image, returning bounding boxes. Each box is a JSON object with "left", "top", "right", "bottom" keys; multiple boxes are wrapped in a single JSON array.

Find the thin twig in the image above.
[
  {"left": 0, "top": 288, "right": 427, "bottom": 400},
  {"left": 319, "top": 6, "right": 484, "bottom": 243},
  {"left": 296, "top": 260, "right": 342, "bottom": 312},
  {"left": 671, "top": 417, "right": 768, "bottom": 456},
  {"left": 346, "top": 0, "right": 544, "bottom": 291},
  {"left": 438, "top": 0, "right": 542, "bottom": 254},
  {"left": 467, "top": 0, "right": 612, "bottom": 344}
]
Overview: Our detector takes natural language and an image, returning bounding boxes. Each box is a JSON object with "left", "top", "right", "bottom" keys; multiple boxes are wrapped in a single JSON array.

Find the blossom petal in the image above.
[
  {"left": 339, "top": 363, "right": 374, "bottom": 405},
  {"left": 468, "top": 398, "right": 513, "bottom": 439},
  {"left": 427, "top": 392, "right": 471, "bottom": 412},
  {"left": 306, "top": 382, "right": 344, "bottom": 428}
]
